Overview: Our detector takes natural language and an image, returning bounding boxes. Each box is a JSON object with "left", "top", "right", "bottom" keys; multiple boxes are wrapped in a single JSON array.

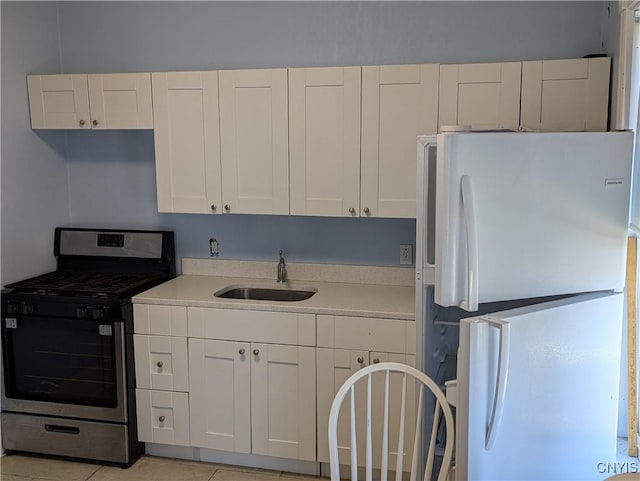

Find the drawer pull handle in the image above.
[
  {"left": 156, "top": 361, "right": 163, "bottom": 368},
  {"left": 253, "top": 349, "right": 260, "bottom": 356},
  {"left": 45, "top": 424, "right": 80, "bottom": 435},
  {"left": 357, "top": 357, "right": 365, "bottom": 364},
  {"left": 238, "top": 348, "right": 245, "bottom": 355},
  {"left": 158, "top": 416, "right": 166, "bottom": 423},
  {"left": 373, "top": 358, "right": 380, "bottom": 364}
]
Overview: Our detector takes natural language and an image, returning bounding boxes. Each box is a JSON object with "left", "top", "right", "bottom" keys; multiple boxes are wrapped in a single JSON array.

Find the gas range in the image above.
[{"left": 1, "top": 227, "right": 176, "bottom": 466}]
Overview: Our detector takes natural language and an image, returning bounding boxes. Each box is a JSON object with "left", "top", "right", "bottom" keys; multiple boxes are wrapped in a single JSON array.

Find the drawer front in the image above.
[
  {"left": 134, "top": 335, "right": 189, "bottom": 392},
  {"left": 188, "top": 307, "right": 315, "bottom": 346},
  {"left": 134, "top": 304, "right": 187, "bottom": 336},
  {"left": 136, "top": 389, "right": 190, "bottom": 446},
  {"left": 2, "top": 412, "right": 128, "bottom": 463},
  {"left": 317, "top": 315, "right": 415, "bottom": 354}
]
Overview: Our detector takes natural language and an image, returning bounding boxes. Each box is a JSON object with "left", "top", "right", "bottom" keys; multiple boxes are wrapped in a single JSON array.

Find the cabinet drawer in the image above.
[
  {"left": 136, "top": 389, "right": 189, "bottom": 446},
  {"left": 134, "top": 335, "right": 189, "bottom": 392},
  {"left": 317, "top": 315, "right": 415, "bottom": 354},
  {"left": 188, "top": 308, "right": 315, "bottom": 346},
  {"left": 134, "top": 304, "right": 187, "bottom": 336}
]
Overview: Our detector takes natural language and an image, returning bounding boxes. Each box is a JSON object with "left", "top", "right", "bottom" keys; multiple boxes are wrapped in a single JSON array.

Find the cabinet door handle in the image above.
[
  {"left": 373, "top": 358, "right": 380, "bottom": 364},
  {"left": 349, "top": 207, "right": 356, "bottom": 215},
  {"left": 156, "top": 361, "right": 163, "bottom": 368},
  {"left": 79, "top": 119, "right": 86, "bottom": 126},
  {"left": 357, "top": 357, "right": 365, "bottom": 364},
  {"left": 158, "top": 416, "right": 165, "bottom": 423},
  {"left": 224, "top": 204, "right": 231, "bottom": 212},
  {"left": 253, "top": 349, "right": 260, "bottom": 356},
  {"left": 92, "top": 119, "right": 99, "bottom": 127},
  {"left": 363, "top": 207, "right": 371, "bottom": 215},
  {"left": 238, "top": 348, "right": 245, "bottom": 355},
  {"left": 211, "top": 204, "right": 217, "bottom": 212}
]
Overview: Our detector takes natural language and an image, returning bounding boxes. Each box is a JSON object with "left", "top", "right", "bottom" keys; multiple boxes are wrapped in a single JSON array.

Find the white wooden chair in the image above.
[{"left": 328, "top": 362, "right": 454, "bottom": 481}]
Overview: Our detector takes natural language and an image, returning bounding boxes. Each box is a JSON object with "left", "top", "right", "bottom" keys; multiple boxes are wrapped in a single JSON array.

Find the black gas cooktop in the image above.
[{"left": 5, "top": 270, "right": 167, "bottom": 299}]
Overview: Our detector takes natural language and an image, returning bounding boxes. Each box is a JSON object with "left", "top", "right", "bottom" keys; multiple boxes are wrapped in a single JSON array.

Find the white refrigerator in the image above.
[{"left": 415, "top": 131, "right": 634, "bottom": 480}]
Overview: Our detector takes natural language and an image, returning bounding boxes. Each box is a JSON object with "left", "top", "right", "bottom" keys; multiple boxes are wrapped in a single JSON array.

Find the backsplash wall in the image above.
[{"left": 8, "top": 1, "right": 617, "bottom": 270}]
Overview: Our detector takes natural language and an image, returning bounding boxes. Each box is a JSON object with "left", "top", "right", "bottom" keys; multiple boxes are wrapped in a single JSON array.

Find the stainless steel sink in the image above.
[{"left": 214, "top": 286, "right": 317, "bottom": 302}]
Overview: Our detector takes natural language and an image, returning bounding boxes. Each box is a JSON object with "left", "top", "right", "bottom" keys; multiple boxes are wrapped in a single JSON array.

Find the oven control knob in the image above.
[
  {"left": 76, "top": 307, "right": 88, "bottom": 318},
  {"left": 22, "top": 303, "right": 35, "bottom": 315},
  {"left": 7, "top": 302, "right": 20, "bottom": 314}
]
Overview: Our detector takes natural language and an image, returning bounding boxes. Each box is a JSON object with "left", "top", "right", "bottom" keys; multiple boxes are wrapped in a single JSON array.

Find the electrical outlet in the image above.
[{"left": 400, "top": 244, "right": 413, "bottom": 265}]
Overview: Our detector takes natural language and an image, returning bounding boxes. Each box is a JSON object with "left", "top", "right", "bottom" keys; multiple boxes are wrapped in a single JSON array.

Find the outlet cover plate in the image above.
[{"left": 400, "top": 244, "right": 413, "bottom": 265}]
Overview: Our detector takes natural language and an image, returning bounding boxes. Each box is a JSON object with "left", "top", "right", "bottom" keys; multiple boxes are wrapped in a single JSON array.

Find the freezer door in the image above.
[
  {"left": 455, "top": 292, "right": 624, "bottom": 481},
  {"left": 434, "top": 131, "right": 633, "bottom": 310}
]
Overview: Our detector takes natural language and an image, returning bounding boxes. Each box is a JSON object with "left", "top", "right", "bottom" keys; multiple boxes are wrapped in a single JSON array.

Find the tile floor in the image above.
[{"left": 0, "top": 454, "right": 323, "bottom": 481}]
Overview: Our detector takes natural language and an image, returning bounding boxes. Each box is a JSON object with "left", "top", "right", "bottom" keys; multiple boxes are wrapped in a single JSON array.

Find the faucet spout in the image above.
[{"left": 277, "top": 250, "right": 287, "bottom": 283}]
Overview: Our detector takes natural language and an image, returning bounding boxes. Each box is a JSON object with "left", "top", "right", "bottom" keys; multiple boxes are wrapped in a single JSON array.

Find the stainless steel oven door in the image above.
[{"left": 1, "top": 316, "right": 127, "bottom": 423}]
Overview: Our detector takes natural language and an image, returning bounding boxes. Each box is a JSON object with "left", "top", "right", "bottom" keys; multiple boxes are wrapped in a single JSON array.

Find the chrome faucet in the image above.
[{"left": 277, "top": 250, "right": 287, "bottom": 283}]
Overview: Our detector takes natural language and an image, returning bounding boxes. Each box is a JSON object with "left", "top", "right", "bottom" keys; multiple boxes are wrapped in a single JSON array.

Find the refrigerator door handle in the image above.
[
  {"left": 460, "top": 175, "right": 479, "bottom": 311},
  {"left": 484, "top": 317, "right": 511, "bottom": 450}
]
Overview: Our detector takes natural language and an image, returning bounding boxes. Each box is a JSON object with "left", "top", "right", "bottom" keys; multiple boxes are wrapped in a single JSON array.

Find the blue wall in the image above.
[
  {"left": 1, "top": 2, "right": 70, "bottom": 284},
  {"left": 3, "top": 1, "right": 615, "bottom": 272}
]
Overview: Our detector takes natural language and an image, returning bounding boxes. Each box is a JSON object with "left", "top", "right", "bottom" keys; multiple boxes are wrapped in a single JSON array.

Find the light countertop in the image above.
[{"left": 133, "top": 259, "right": 415, "bottom": 320}]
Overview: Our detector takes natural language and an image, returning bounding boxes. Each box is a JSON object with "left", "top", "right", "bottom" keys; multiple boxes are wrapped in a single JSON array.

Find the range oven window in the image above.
[{"left": 2, "top": 316, "right": 118, "bottom": 407}]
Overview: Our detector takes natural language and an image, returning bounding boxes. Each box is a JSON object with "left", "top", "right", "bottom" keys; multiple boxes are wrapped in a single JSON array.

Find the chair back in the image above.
[{"left": 328, "top": 362, "right": 454, "bottom": 481}]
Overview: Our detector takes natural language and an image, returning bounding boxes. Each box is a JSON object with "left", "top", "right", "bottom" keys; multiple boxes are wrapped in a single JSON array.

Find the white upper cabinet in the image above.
[
  {"left": 521, "top": 57, "right": 610, "bottom": 132},
  {"left": 289, "top": 67, "right": 361, "bottom": 217},
  {"left": 28, "top": 74, "right": 91, "bottom": 129},
  {"left": 219, "top": 69, "right": 289, "bottom": 215},
  {"left": 28, "top": 73, "right": 152, "bottom": 130},
  {"left": 438, "top": 62, "right": 521, "bottom": 131},
  {"left": 87, "top": 73, "right": 153, "bottom": 129},
  {"left": 361, "top": 64, "right": 439, "bottom": 218},
  {"left": 152, "top": 71, "right": 222, "bottom": 214}
]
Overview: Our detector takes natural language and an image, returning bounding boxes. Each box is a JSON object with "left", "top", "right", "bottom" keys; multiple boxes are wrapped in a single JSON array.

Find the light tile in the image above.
[
  {"left": 0, "top": 455, "right": 99, "bottom": 481},
  {"left": 87, "top": 456, "right": 216, "bottom": 481},
  {"left": 1, "top": 474, "right": 33, "bottom": 481},
  {"left": 206, "top": 464, "right": 281, "bottom": 477},
  {"left": 211, "top": 470, "right": 284, "bottom": 481},
  {"left": 279, "top": 474, "right": 321, "bottom": 481}
]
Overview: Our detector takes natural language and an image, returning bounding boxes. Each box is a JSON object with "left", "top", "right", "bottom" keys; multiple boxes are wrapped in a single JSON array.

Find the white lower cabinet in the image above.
[
  {"left": 188, "top": 338, "right": 316, "bottom": 461},
  {"left": 188, "top": 338, "right": 251, "bottom": 453},
  {"left": 316, "top": 315, "right": 417, "bottom": 471},
  {"left": 134, "top": 305, "right": 413, "bottom": 469},
  {"left": 251, "top": 343, "right": 316, "bottom": 461},
  {"left": 136, "top": 389, "right": 190, "bottom": 446},
  {"left": 134, "top": 335, "right": 189, "bottom": 392}
]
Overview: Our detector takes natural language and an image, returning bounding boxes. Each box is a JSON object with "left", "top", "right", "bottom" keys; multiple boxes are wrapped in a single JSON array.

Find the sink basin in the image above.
[{"left": 214, "top": 286, "right": 317, "bottom": 302}]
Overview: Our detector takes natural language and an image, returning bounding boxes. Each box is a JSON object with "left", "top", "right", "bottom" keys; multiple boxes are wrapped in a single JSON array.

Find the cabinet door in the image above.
[
  {"left": 133, "top": 335, "right": 188, "bottom": 392},
  {"left": 188, "top": 338, "right": 251, "bottom": 453},
  {"left": 136, "top": 389, "right": 190, "bottom": 446},
  {"left": 152, "top": 71, "right": 222, "bottom": 213},
  {"left": 251, "top": 343, "right": 316, "bottom": 461},
  {"left": 219, "top": 69, "right": 289, "bottom": 215},
  {"left": 87, "top": 73, "right": 153, "bottom": 129},
  {"left": 438, "top": 62, "right": 521, "bottom": 131},
  {"left": 316, "top": 348, "right": 369, "bottom": 464},
  {"left": 361, "top": 64, "right": 439, "bottom": 218},
  {"left": 521, "top": 57, "right": 610, "bottom": 132},
  {"left": 27, "top": 74, "right": 90, "bottom": 129},
  {"left": 289, "top": 67, "right": 361, "bottom": 217}
]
